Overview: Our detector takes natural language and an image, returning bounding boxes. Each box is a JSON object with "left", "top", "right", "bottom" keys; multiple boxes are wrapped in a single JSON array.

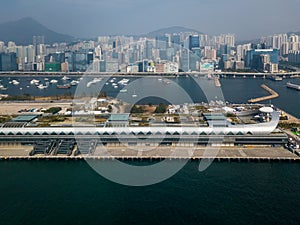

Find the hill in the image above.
[
  {"left": 288, "top": 31, "right": 300, "bottom": 36},
  {"left": 146, "top": 26, "right": 202, "bottom": 37},
  {"left": 0, "top": 17, "right": 74, "bottom": 45}
]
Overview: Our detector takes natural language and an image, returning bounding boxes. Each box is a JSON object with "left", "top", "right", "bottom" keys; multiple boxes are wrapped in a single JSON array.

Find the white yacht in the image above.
[
  {"left": 70, "top": 80, "right": 80, "bottom": 86},
  {"left": 37, "top": 84, "right": 48, "bottom": 90},
  {"left": 118, "top": 78, "right": 130, "bottom": 85},
  {"left": 0, "top": 84, "right": 7, "bottom": 90},
  {"left": 50, "top": 79, "right": 58, "bottom": 84},
  {"left": 62, "top": 76, "right": 70, "bottom": 81},
  {"left": 30, "top": 79, "right": 40, "bottom": 85},
  {"left": 12, "top": 80, "right": 20, "bottom": 85}
]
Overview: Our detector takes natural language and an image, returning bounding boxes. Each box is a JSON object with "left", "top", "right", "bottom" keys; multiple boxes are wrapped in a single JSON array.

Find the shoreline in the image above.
[
  {"left": 0, "top": 71, "right": 300, "bottom": 78},
  {"left": 0, "top": 156, "right": 299, "bottom": 162}
]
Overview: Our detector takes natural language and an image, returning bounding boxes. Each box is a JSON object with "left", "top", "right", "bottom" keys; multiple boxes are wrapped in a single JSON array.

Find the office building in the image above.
[{"left": 0, "top": 52, "right": 18, "bottom": 71}]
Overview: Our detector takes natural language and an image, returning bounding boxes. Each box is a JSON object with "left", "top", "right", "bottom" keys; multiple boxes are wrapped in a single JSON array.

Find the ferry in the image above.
[{"left": 286, "top": 82, "right": 300, "bottom": 91}]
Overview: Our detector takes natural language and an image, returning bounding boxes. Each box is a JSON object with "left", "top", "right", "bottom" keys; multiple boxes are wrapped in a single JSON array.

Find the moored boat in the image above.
[
  {"left": 286, "top": 82, "right": 300, "bottom": 91},
  {"left": 269, "top": 75, "right": 282, "bottom": 81},
  {"left": 50, "top": 79, "right": 58, "bottom": 84},
  {"left": 30, "top": 79, "right": 40, "bottom": 85},
  {"left": 57, "top": 84, "right": 71, "bottom": 89},
  {"left": 61, "top": 76, "right": 70, "bottom": 81}
]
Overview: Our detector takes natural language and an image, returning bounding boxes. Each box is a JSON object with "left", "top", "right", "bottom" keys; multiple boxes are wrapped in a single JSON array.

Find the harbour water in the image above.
[
  {"left": 0, "top": 161, "right": 300, "bottom": 225},
  {"left": 1, "top": 76, "right": 300, "bottom": 224}
]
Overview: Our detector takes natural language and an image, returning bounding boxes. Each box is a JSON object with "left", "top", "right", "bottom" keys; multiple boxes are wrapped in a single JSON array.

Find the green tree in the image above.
[
  {"left": 130, "top": 105, "right": 144, "bottom": 113},
  {"left": 154, "top": 103, "right": 167, "bottom": 113}
]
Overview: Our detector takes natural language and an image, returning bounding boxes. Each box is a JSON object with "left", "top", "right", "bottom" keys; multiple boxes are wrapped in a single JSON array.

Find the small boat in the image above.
[
  {"left": 57, "top": 84, "right": 71, "bottom": 89},
  {"left": 37, "top": 84, "right": 48, "bottom": 90},
  {"left": 163, "top": 80, "right": 171, "bottom": 85},
  {"left": 12, "top": 80, "right": 20, "bottom": 85},
  {"left": 70, "top": 80, "right": 80, "bottom": 86},
  {"left": 132, "top": 90, "right": 137, "bottom": 98},
  {"left": 44, "top": 78, "right": 49, "bottom": 81},
  {"left": 118, "top": 78, "right": 130, "bottom": 85},
  {"left": 50, "top": 79, "right": 58, "bottom": 84},
  {"left": 30, "top": 79, "right": 40, "bottom": 85},
  {"left": 120, "top": 89, "right": 127, "bottom": 93},
  {"left": 61, "top": 76, "right": 70, "bottom": 81},
  {"left": 86, "top": 78, "right": 102, "bottom": 87},
  {"left": 269, "top": 75, "right": 282, "bottom": 81},
  {"left": 0, "top": 84, "right": 7, "bottom": 90},
  {"left": 93, "top": 78, "right": 102, "bottom": 82},
  {"left": 287, "top": 82, "right": 300, "bottom": 91},
  {"left": 114, "top": 85, "right": 118, "bottom": 89}
]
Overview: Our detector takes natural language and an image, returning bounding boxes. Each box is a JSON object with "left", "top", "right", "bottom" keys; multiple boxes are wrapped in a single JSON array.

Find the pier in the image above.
[{"left": 248, "top": 84, "right": 279, "bottom": 103}]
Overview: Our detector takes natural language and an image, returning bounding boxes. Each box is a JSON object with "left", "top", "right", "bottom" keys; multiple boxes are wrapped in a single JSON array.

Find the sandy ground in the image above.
[{"left": 0, "top": 102, "right": 72, "bottom": 115}]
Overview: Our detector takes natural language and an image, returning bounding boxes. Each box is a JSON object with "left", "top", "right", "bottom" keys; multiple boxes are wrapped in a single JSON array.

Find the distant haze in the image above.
[{"left": 0, "top": 0, "right": 300, "bottom": 40}]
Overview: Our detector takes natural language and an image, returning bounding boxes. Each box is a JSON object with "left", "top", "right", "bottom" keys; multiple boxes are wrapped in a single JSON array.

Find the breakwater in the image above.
[{"left": 248, "top": 84, "right": 279, "bottom": 103}]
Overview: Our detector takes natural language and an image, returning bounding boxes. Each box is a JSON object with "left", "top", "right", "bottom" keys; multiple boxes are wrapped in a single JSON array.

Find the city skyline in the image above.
[{"left": 0, "top": 0, "right": 300, "bottom": 40}]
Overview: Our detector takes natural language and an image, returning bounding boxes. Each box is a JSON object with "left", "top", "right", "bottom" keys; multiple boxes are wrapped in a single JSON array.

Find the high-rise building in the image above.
[
  {"left": 0, "top": 42, "right": 5, "bottom": 53},
  {"left": 171, "top": 35, "right": 181, "bottom": 47},
  {"left": 145, "top": 40, "right": 153, "bottom": 60},
  {"left": 199, "top": 34, "right": 209, "bottom": 47},
  {"left": 288, "top": 51, "right": 300, "bottom": 64},
  {"left": 0, "top": 52, "right": 18, "bottom": 71},
  {"left": 156, "top": 36, "right": 169, "bottom": 50},
  {"left": 290, "top": 34, "right": 299, "bottom": 51},
  {"left": 189, "top": 35, "right": 201, "bottom": 58},
  {"left": 236, "top": 43, "right": 251, "bottom": 61},
  {"left": 281, "top": 42, "right": 289, "bottom": 55},
  {"left": 45, "top": 53, "right": 65, "bottom": 64},
  {"left": 246, "top": 49, "right": 279, "bottom": 69},
  {"left": 33, "top": 36, "right": 45, "bottom": 56},
  {"left": 189, "top": 35, "right": 200, "bottom": 50}
]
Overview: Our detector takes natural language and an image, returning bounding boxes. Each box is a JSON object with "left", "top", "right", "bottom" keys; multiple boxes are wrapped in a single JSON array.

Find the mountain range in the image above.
[
  {"left": 0, "top": 17, "right": 299, "bottom": 45},
  {"left": 0, "top": 17, "right": 74, "bottom": 45}
]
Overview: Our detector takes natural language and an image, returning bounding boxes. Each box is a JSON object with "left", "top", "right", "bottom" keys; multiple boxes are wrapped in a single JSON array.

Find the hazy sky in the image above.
[{"left": 0, "top": 0, "right": 300, "bottom": 40}]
